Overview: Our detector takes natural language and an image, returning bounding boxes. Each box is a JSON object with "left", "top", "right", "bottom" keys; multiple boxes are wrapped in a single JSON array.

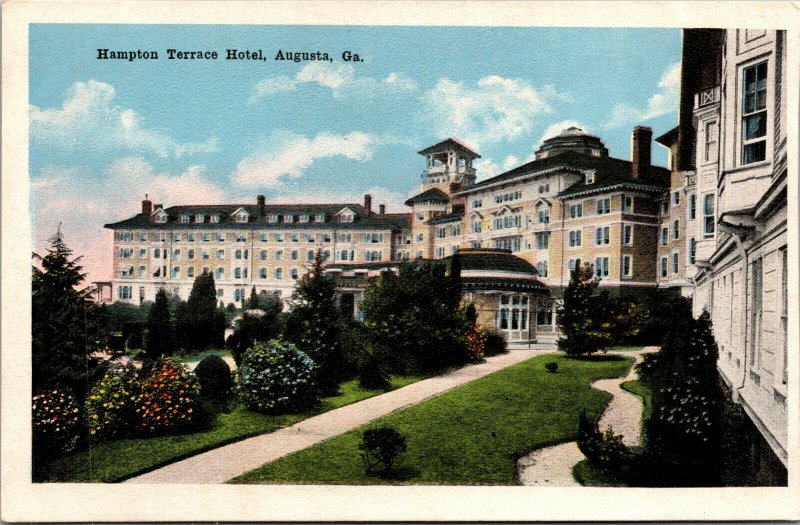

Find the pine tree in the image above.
[
  {"left": 145, "top": 288, "right": 175, "bottom": 359},
  {"left": 186, "top": 271, "right": 221, "bottom": 349},
  {"left": 557, "top": 263, "right": 612, "bottom": 356},
  {"left": 32, "top": 228, "right": 103, "bottom": 402},
  {"left": 285, "top": 249, "right": 346, "bottom": 395},
  {"left": 246, "top": 286, "right": 260, "bottom": 310}
]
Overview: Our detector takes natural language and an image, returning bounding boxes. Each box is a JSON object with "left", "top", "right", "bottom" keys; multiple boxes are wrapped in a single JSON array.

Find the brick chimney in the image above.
[
  {"left": 379, "top": 204, "right": 386, "bottom": 215},
  {"left": 257, "top": 194, "right": 266, "bottom": 216},
  {"left": 142, "top": 194, "right": 153, "bottom": 216},
  {"left": 631, "top": 126, "right": 652, "bottom": 180},
  {"left": 364, "top": 194, "right": 372, "bottom": 215}
]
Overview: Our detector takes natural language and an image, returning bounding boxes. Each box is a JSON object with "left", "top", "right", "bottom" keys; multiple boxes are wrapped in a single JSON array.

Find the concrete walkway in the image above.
[
  {"left": 125, "top": 349, "right": 545, "bottom": 484},
  {"left": 517, "top": 346, "right": 657, "bottom": 486}
]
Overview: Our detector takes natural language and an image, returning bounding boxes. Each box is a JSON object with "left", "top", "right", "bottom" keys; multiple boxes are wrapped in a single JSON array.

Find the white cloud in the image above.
[
  {"left": 32, "top": 159, "right": 234, "bottom": 283},
  {"left": 603, "top": 63, "right": 681, "bottom": 129},
  {"left": 231, "top": 130, "right": 389, "bottom": 187},
  {"left": 474, "top": 154, "right": 522, "bottom": 181},
  {"left": 31, "top": 80, "right": 219, "bottom": 158},
  {"left": 421, "top": 76, "right": 569, "bottom": 150},
  {"left": 250, "top": 63, "right": 418, "bottom": 102}
]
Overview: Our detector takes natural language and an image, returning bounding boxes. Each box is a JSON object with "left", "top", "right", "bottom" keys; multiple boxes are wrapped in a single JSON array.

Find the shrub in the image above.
[
  {"left": 135, "top": 357, "right": 201, "bottom": 434},
  {"left": 545, "top": 362, "right": 558, "bottom": 373},
  {"left": 359, "top": 426, "right": 407, "bottom": 474},
  {"left": 576, "top": 410, "right": 629, "bottom": 467},
  {"left": 238, "top": 339, "right": 319, "bottom": 414},
  {"left": 194, "top": 354, "right": 234, "bottom": 411},
  {"left": 32, "top": 389, "right": 81, "bottom": 462},
  {"left": 483, "top": 330, "right": 508, "bottom": 356},
  {"left": 358, "top": 344, "right": 392, "bottom": 391},
  {"left": 86, "top": 364, "right": 139, "bottom": 441},
  {"left": 465, "top": 324, "right": 488, "bottom": 362}
]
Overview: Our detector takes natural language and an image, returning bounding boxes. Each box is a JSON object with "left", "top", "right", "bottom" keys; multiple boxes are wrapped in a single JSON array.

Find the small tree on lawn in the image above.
[
  {"left": 285, "top": 250, "right": 347, "bottom": 395},
  {"left": 32, "top": 228, "right": 104, "bottom": 403},
  {"left": 145, "top": 287, "right": 175, "bottom": 359},
  {"left": 185, "top": 271, "right": 224, "bottom": 350},
  {"left": 557, "top": 263, "right": 612, "bottom": 356}
]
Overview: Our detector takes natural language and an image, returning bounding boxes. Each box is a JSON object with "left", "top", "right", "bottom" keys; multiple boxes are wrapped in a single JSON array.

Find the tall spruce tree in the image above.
[
  {"left": 145, "top": 288, "right": 175, "bottom": 358},
  {"left": 32, "top": 229, "right": 103, "bottom": 402},
  {"left": 285, "top": 250, "right": 346, "bottom": 395},
  {"left": 186, "top": 271, "right": 222, "bottom": 349},
  {"left": 557, "top": 263, "right": 612, "bottom": 356}
]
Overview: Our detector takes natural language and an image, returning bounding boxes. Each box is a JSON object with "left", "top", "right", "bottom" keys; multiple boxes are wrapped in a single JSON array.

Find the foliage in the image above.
[
  {"left": 145, "top": 288, "right": 175, "bottom": 359},
  {"left": 359, "top": 427, "right": 408, "bottom": 474},
  {"left": 361, "top": 261, "right": 468, "bottom": 374},
  {"left": 285, "top": 250, "right": 347, "bottom": 395},
  {"left": 545, "top": 362, "right": 559, "bottom": 373},
  {"left": 358, "top": 344, "right": 392, "bottom": 391},
  {"left": 32, "top": 229, "right": 105, "bottom": 402},
  {"left": 640, "top": 302, "right": 726, "bottom": 485},
  {"left": 237, "top": 339, "right": 319, "bottom": 414},
  {"left": 465, "top": 324, "right": 488, "bottom": 362},
  {"left": 135, "top": 357, "right": 202, "bottom": 434},
  {"left": 32, "top": 388, "right": 81, "bottom": 464},
  {"left": 178, "top": 272, "right": 225, "bottom": 350},
  {"left": 86, "top": 364, "right": 140, "bottom": 441},
  {"left": 557, "top": 263, "right": 613, "bottom": 356},
  {"left": 483, "top": 330, "right": 508, "bottom": 357},
  {"left": 194, "top": 354, "right": 234, "bottom": 411},
  {"left": 464, "top": 303, "right": 478, "bottom": 325},
  {"left": 228, "top": 293, "right": 283, "bottom": 367},
  {"left": 576, "top": 410, "right": 629, "bottom": 467}
]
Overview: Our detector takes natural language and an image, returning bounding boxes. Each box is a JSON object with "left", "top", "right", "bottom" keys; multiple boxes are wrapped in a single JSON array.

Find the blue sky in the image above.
[{"left": 30, "top": 24, "right": 681, "bottom": 281}]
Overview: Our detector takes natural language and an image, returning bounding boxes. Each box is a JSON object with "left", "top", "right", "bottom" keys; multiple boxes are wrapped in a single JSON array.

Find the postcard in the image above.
[{"left": 2, "top": 1, "right": 798, "bottom": 522}]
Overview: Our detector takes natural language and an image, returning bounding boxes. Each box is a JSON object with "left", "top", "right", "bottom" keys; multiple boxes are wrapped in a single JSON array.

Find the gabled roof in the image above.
[
  {"left": 417, "top": 137, "right": 481, "bottom": 158},
  {"left": 425, "top": 212, "right": 464, "bottom": 225},
  {"left": 404, "top": 187, "right": 450, "bottom": 206},
  {"left": 461, "top": 150, "right": 669, "bottom": 195},
  {"left": 491, "top": 205, "right": 520, "bottom": 216}
]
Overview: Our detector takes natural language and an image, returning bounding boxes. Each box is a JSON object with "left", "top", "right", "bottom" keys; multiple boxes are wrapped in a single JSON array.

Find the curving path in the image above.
[{"left": 517, "top": 346, "right": 657, "bottom": 486}]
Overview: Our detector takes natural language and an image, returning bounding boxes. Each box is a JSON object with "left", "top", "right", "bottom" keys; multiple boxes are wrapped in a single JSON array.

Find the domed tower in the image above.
[
  {"left": 417, "top": 138, "right": 480, "bottom": 195},
  {"left": 534, "top": 127, "right": 609, "bottom": 159}
]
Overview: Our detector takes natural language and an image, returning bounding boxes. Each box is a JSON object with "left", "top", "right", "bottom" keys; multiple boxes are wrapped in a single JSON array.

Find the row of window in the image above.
[
  {"left": 494, "top": 190, "right": 523, "bottom": 204},
  {"left": 565, "top": 256, "right": 634, "bottom": 279},
  {"left": 116, "top": 231, "right": 395, "bottom": 245},
  {"left": 436, "top": 224, "right": 461, "bottom": 238}
]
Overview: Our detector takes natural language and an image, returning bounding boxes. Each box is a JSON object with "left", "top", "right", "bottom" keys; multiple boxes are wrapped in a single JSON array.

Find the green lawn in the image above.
[
  {"left": 35, "top": 375, "right": 421, "bottom": 483},
  {"left": 606, "top": 346, "right": 645, "bottom": 352},
  {"left": 620, "top": 379, "right": 653, "bottom": 424},
  {"left": 232, "top": 354, "right": 633, "bottom": 485}
]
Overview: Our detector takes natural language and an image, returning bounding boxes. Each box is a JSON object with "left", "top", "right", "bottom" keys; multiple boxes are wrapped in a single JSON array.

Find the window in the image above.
[
  {"left": 260, "top": 250, "right": 268, "bottom": 261},
  {"left": 537, "top": 261, "right": 548, "bottom": 277},
  {"left": 472, "top": 199, "right": 483, "bottom": 208},
  {"left": 140, "top": 248, "right": 148, "bottom": 258},
  {"left": 780, "top": 247, "right": 788, "bottom": 386},
  {"left": 180, "top": 214, "right": 191, "bottom": 223},
  {"left": 672, "top": 191, "right": 681, "bottom": 206},
  {"left": 338, "top": 233, "right": 352, "bottom": 243},
  {"left": 299, "top": 214, "right": 309, "bottom": 223},
  {"left": 215, "top": 267, "right": 223, "bottom": 280},
  {"left": 585, "top": 172, "right": 595, "bottom": 184},
  {"left": 216, "top": 233, "right": 225, "bottom": 242},
  {"left": 498, "top": 295, "right": 528, "bottom": 331},
  {"left": 119, "top": 248, "right": 133, "bottom": 258},
  {"left": 274, "top": 268, "right": 283, "bottom": 280},
  {"left": 621, "top": 255, "right": 632, "bottom": 278},
  {"left": 234, "top": 267, "right": 242, "bottom": 279},
  {"left": 154, "top": 211, "right": 167, "bottom": 223},
  {"left": 660, "top": 257, "right": 668, "bottom": 278},
  {"left": 538, "top": 183, "right": 550, "bottom": 193},
  {"left": 235, "top": 233, "right": 246, "bottom": 242},
  {"left": 187, "top": 267, "right": 195, "bottom": 278},
  {"left": 187, "top": 233, "right": 195, "bottom": 242},
  {"left": 210, "top": 214, "right": 220, "bottom": 223},
  {"left": 689, "top": 194, "right": 697, "bottom": 220},
  {"left": 594, "top": 257, "right": 609, "bottom": 278},
  {"left": 201, "top": 250, "right": 210, "bottom": 260},
  {"left": 568, "top": 258, "right": 581, "bottom": 272},
  {"left": 622, "top": 194, "right": 633, "bottom": 213},
  {"left": 689, "top": 238, "right": 696, "bottom": 264},
  {"left": 569, "top": 203, "right": 583, "bottom": 218},
  {"left": 273, "top": 233, "right": 283, "bottom": 242},
  {"left": 117, "top": 286, "right": 132, "bottom": 300},
  {"left": 661, "top": 227, "right": 669, "bottom": 246},
  {"left": 595, "top": 198, "right": 610, "bottom": 215},
  {"left": 704, "top": 121, "right": 718, "bottom": 163},
  {"left": 494, "top": 237, "right": 521, "bottom": 252},
  {"left": 340, "top": 213, "right": 354, "bottom": 223},
  {"left": 703, "top": 194, "right": 715, "bottom": 237},
  {"left": 416, "top": 212, "right": 425, "bottom": 221},
  {"left": 436, "top": 227, "right": 446, "bottom": 239},
  {"left": 364, "top": 250, "right": 383, "bottom": 262},
  {"left": 749, "top": 257, "right": 764, "bottom": 369},
  {"left": 365, "top": 233, "right": 383, "bottom": 243},
  {"left": 201, "top": 233, "right": 210, "bottom": 243},
  {"left": 537, "top": 210, "right": 549, "bottom": 224},
  {"left": 315, "top": 213, "right": 325, "bottom": 223},
  {"left": 322, "top": 234, "right": 332, "bottom": 243},
  {"left": 622, "top": 224, "right": 633, "bottom": 245},
  {"left": 472, "top": 221, "right": 482, "bottom": 233},
  {"left": 291, "top": 234, "right": 298, "bottom": 243},
  {"left": 284, "top": 214, "right": 294, "bottom": 223},
  {"left": 307, "top": 250, "right": 314, "bottom": 261},
  {"left": 673, "top": 220, "right": 680, "bottom": 240},
  {"left": 535, "top": 233, "right": 549, "bottom": 250},
  {"left": 172, "top": 266, "right": 180, "bottom": 278},
  {"left": 672, "top": 252, "right": 679, "bottom": 274},
  {"left": 216, "top": 288, "right": 223, "bottom": 298},
  {"left": 234, "top": 211, "right": 248, "bottom": 223},
  {"left": 268, "top": 214, "right": 279, "bottom": 224},
  {"left": 416, "top": 234, "right": 424, "bottom": 242},
  {"left": 172, "top": 233, "right": 181, "bottom": 242},
  {"left": 435, "top": 246, "right": 446, "bottom": 259},
  {"left": 138, "top": 265, "right": 146, "bottom": 278},
  {"left": 595, "top": 226, "right": 610, "bottom": 245},
  {"left": 117, "top": 231, "right": 134, "bottom": 241},
  {"left": 291, "top": 250, "right": 299, "bottom": 261},
  {"left": 291, "top": 268, "right": 299, "bottom": 280},
  {"left": 216, "top": 249, "right": 224, "bottom": 260},
  {"left": 275, "top": 250, "right": 283, "bottom": 261},
  {"left": 234, "top": 288, "right": 245, "bottom": 302},
  {"left": 235, "top": 249, "right": 242, "bottom": 260},
  {"left": 569, "top": 230, "right": 582, "bottom": 247},
  {"left": 742, "top": 62, "right": 768, "bottom": 164},
  {"left": 195, "top": 214, "right": 204, "bottom": 223},
  {"left": 338, "top": 250, "right": 354, "bottom": 261}
]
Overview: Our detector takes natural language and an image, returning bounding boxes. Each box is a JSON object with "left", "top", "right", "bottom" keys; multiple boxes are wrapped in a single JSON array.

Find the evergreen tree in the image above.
[
  {"left": 246, "top": 286, "right": 260, "bottom": 310},
  {"left": 32, "top": 229, "right": 103, "bottom": 402},
  {"left": 145, "top": 288, "right": 175, "bottom": 358},
  {"left": 285, "top": 250, "right": 346, "bottom": 394},
  {"left": 186, "top": 271, "right": 222, "bottom": 349},
  {"left": 228, "top": 291, "right": 283, "bottom": 367},
  {"left": 557, "top": 263, "right": 612, "bottom": 356}
]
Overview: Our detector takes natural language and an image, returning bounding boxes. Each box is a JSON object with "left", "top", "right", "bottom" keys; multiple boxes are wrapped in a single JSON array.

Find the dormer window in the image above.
[
  {"left": 195, "top": 214, "right": 204, "bottom": 223},
  {"left": 299, "top": 214, "right": 309, "bottom": 223},
  {"left": 234, "top": 210, "right": 249, "bottom": 223},
  {"left": 268, "top": 214, "right": 279, "bottom": 223},
  {"left": 284, "top": 214, "right": 294, "bottom": 223},
  {"left": 585, "top": 172, "right": 595, "bottom": 185},
  {"left": 180, "top": 214, "right": 191, "bottom": 223},
  {"left": 315, "top": 213, "right": 325, "bottom": 223},
  {"left": 210, "top": 214, "right": 220, "bottom": 223},
  {"left": 153, "top": 210, "right": 168, "bottom": 223},
  {"left": 340, "top": 214, "right": 354, "bottom": 223}
]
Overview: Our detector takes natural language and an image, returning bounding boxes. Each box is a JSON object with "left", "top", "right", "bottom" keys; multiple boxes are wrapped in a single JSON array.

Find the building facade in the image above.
[{"left": 659, "top": 29, "right": 789, "bottom": 470}]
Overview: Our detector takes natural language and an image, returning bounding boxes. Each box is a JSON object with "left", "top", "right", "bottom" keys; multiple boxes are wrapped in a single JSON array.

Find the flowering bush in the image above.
[
  {"left": 135, "top": 357, "right": 200, "bottom": 434},
  {"left": 238, "top": 339, "right": 318, "bottom": 414},
  {"left": 86, "top": 364, "right": 139, "bottom": 441},
  {"left": 32, "top": 389, "right": 80, "bottom": 459},
  {"left": 465, "top": 324, "right": 488, "bottom": 362}
]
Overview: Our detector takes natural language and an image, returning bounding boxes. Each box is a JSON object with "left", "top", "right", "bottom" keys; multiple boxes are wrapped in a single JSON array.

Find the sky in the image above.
[{"left": 29, "top": 24, "right": 682, "bottom": 284}]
